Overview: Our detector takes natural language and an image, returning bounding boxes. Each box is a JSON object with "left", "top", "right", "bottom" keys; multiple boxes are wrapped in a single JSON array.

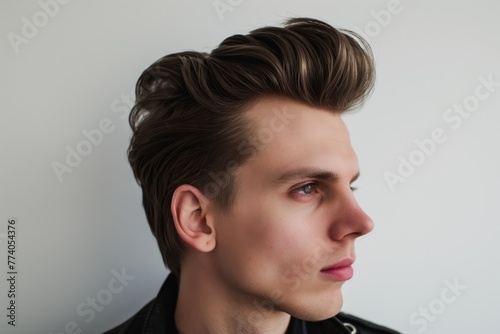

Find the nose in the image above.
[{"left": 328, "top": 190, "right": 374, "bottom": 240}]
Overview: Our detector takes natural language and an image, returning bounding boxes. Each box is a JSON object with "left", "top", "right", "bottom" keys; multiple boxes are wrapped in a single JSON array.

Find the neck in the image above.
[{"left": 174, "top": 265, "right": 291, "bottom": 334}]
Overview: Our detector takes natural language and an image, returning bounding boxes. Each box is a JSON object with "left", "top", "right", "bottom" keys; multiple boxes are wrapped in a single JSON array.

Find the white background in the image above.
[{"left": 1, "top": 0, "right": 499, "bottom": 333}]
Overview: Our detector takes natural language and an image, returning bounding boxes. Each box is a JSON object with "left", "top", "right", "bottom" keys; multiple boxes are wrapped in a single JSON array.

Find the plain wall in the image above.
[{"left": 1, "top": 0, "right": 499, "bottom": 333}]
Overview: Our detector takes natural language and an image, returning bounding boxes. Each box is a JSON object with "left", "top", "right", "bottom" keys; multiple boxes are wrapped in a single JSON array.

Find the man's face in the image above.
[{"left": 210, "top": 97, "right": 374, "bottom": 322}]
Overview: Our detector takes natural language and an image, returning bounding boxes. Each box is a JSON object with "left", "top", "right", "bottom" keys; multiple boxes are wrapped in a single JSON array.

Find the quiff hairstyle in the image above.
[{"left": 127, "top": 17, "right": 375, "bottom": 277}]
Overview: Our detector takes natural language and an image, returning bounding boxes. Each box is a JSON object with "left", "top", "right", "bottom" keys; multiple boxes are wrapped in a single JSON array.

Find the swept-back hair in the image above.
[{"left": 127, "top": 17, "right": 375, "bottom": 276}]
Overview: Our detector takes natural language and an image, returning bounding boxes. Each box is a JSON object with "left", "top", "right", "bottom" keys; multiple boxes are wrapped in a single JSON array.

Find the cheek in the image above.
[
  {"left": 215, "top": 188, "right": 326, "bottom": 281},
  {"left": 230, "top": 210, "right": 286, "bottom": 259},
  {"left": 216, "top": 207, "right": 283, "bottom": 267},
  {"left": 234, "top": 204, "right": 316, "bottom": 272}
]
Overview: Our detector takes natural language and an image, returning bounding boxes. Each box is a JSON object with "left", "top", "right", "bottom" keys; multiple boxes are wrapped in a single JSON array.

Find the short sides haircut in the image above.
[{"left": 127, "top": 17, "right": 375, "bottom": 276}]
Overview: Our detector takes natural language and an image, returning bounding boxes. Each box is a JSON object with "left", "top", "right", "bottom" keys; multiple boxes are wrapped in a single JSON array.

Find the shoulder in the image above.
[
  {"left": 101, "top": 298, "right": 155, "bottom": 334},
  {"left": 101, "top": 274, "right": 179, "bottom": 334},
  {"left": 333, "top": 312, "right": 402, "bottom": 334}
]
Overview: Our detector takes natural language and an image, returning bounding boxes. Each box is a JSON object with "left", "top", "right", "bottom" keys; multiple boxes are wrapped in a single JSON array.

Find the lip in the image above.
[{"left": 320, "top": 258, "right": 355, "bottom": 281}]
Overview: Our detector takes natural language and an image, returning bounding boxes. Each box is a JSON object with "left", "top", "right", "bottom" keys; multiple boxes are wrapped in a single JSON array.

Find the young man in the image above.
[{"left": 105, "top": 17, "right": 401, "bottom": 334}]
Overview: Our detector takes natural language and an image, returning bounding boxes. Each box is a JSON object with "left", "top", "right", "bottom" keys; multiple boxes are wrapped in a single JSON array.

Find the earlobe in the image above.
[{"left": 171, "top": 184, "right": 216, "bottom": 253}]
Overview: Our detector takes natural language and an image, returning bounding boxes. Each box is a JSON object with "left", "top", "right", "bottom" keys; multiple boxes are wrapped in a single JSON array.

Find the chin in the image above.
[{"left": 281, "top": 291, "right": 344, "bottom": 322}]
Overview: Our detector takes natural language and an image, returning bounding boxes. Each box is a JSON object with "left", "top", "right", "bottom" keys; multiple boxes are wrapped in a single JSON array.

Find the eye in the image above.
[
  {"left": 350, "top": 178, "right": 359, "bottom": 192},
  {"left": 291, "top": 183, "right": 318, "bottom": 197}
]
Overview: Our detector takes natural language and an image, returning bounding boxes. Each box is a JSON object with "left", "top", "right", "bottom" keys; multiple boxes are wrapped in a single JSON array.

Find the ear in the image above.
[{"left": 171, "top": 184, "right": 216, "bottom": 253}]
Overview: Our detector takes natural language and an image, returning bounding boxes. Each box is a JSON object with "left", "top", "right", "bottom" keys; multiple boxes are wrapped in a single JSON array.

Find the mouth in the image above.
[{"left": 320, "top": 258, "right": 355, "bottom": 281}]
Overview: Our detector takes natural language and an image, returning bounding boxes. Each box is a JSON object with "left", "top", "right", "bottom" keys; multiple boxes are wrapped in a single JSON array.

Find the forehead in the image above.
[{"left": 242, "top": 97, "right": 357, "bottom": 170}]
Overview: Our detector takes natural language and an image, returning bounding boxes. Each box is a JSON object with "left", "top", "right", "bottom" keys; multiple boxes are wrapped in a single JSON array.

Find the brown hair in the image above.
[{"left": 127, "top": 17, "right": 375, "bottom": 277}]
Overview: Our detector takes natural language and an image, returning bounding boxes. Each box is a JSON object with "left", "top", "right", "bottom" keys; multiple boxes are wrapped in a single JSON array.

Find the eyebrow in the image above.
[{"left": 269, "top": 167, "right": 360, "bottom": 187}]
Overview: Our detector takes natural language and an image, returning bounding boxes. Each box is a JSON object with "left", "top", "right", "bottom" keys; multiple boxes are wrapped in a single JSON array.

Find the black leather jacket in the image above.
[{"left": 104, "top": 274, "right": 401, "bottom": 334}]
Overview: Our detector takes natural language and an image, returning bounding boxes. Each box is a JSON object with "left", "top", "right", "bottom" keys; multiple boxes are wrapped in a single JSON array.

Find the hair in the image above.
[{"left": 127, "top": 17, "right": 375, "bottom": 277}]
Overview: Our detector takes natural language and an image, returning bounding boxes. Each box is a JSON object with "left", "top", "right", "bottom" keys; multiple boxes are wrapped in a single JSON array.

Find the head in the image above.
[{"left": 128, "top": 17, "right": 375, "bottom": 321}]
